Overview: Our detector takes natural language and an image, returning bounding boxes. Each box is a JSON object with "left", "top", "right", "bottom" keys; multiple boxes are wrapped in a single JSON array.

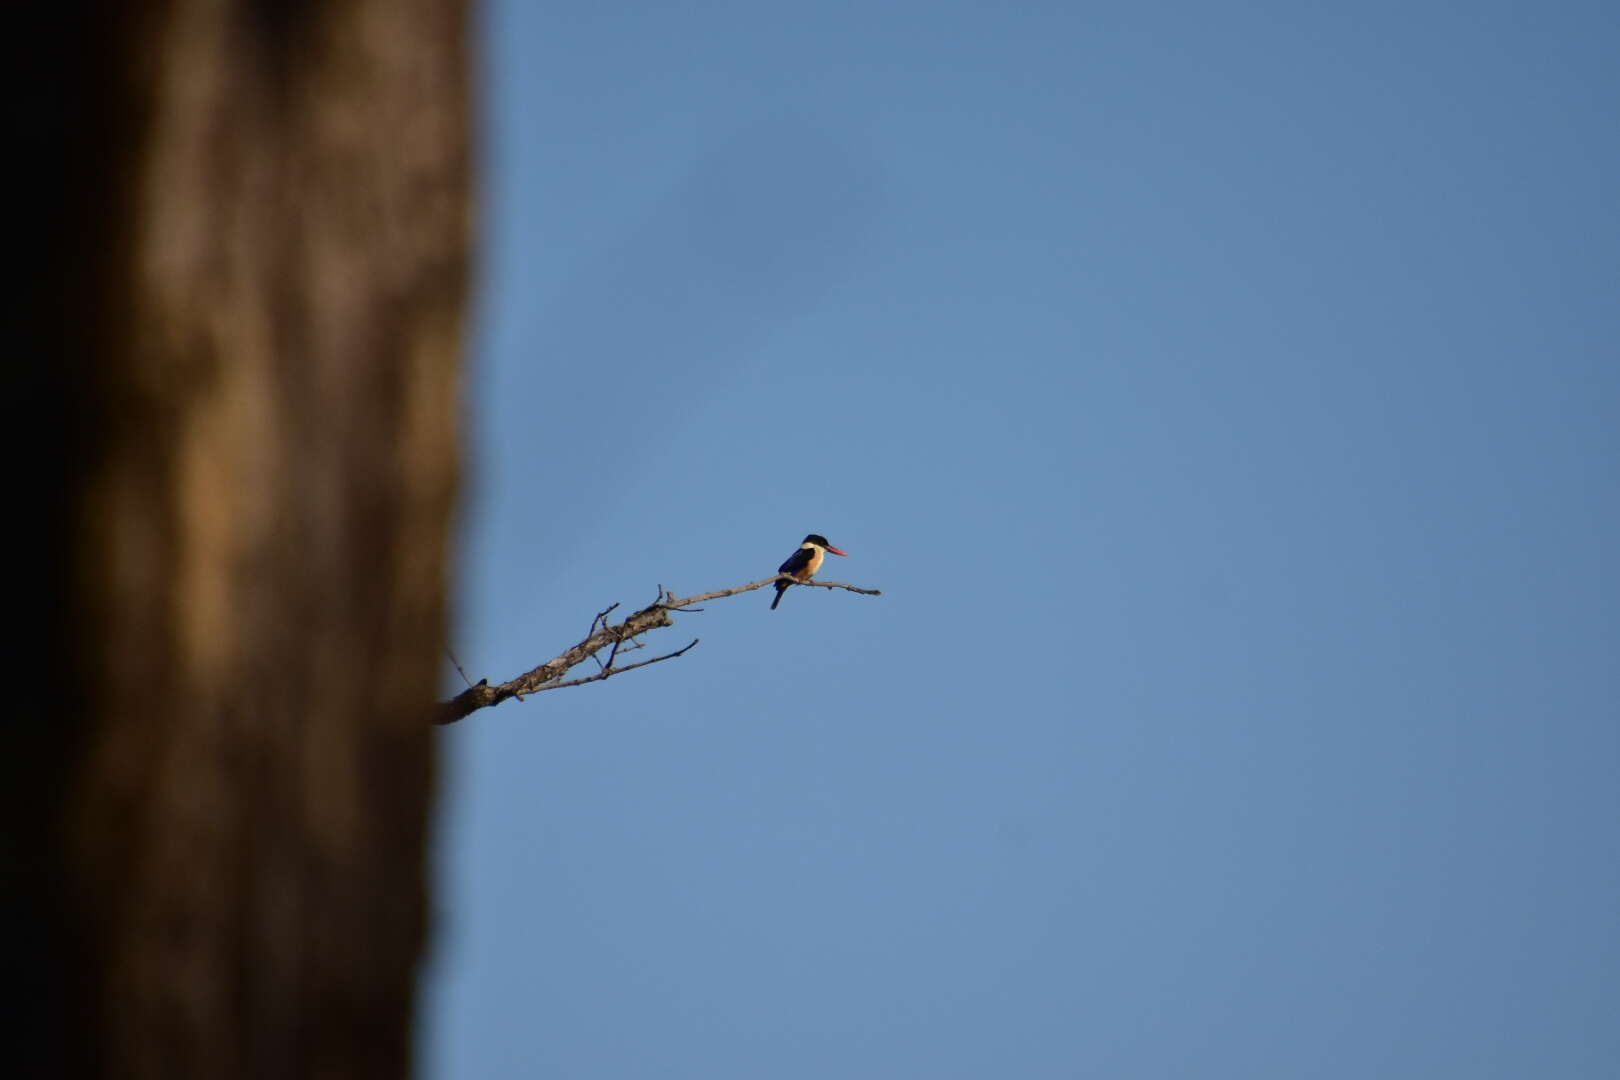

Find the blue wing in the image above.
[{"left": 778, "top": 547, "right": 813, "bottom": 576}]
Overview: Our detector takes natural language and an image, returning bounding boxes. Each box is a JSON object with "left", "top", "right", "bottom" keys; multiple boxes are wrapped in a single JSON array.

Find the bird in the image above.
[{"left": 771, "top": 534, "right": 847, "bottom": 610}]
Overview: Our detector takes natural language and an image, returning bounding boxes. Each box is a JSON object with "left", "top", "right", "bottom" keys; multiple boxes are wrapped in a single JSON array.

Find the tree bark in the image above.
[{"left": 16, "top": 2, "right": 470, "bottom": 1077}]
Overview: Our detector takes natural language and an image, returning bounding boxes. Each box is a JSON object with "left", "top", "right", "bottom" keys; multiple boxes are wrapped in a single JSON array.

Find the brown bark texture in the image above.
[{"left": 14, "top": 2, "right": 470, "bottom": 1077}]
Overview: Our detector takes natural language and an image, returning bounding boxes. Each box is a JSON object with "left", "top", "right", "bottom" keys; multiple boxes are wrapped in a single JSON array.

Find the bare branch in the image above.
[{"left": 434, "top": 574, "right": 882, "bottom": 725}]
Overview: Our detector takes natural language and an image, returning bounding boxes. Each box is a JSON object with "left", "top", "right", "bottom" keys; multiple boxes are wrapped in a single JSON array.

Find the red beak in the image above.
[{"left": 825, "top": 546, "right": 848, "bottom": 556}]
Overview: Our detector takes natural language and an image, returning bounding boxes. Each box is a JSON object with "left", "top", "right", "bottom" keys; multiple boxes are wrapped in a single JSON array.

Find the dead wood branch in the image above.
[{"left": 434, "top": 575, "right": 882, "bottom": 725}]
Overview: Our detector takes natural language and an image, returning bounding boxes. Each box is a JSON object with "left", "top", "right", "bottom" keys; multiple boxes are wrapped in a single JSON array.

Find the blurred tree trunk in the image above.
[{"left": 15, "top": 2, "right": 469, "bottom": 1077}]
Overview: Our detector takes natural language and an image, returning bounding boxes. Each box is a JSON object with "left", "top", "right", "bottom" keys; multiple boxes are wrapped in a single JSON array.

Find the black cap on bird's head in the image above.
[{"left": 803, "top": 534, "right": 847, "bottom": 556}]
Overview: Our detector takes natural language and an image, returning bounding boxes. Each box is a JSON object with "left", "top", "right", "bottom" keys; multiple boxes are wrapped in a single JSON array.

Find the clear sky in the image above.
[{"left": 421, "top": 2, "right": 1619, "bottom": 1076}]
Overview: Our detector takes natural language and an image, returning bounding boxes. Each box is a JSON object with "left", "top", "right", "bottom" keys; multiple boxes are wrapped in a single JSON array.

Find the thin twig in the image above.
[
  {"left": 444, "top": 647, "right": 477, "bottom": 690},
  {"left": 589, "top": 603, "right": 621, "bottom": 671},
  {"left": 537, "top": 638, "right": 700, "bottom": 691},
  {"left": 677, "top": 576, "right": 883, "bottom": 606}
]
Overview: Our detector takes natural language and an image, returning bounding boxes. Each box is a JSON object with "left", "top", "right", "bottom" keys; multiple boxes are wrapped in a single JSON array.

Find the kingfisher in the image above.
[{"left": 771, "top": 534, "right": 848, "bottom": 610}]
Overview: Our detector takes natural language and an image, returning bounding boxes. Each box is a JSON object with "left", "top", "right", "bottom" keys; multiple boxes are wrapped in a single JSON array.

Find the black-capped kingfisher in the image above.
[{"left": 771, "top": 534, "right": 847, "bottom": 610}]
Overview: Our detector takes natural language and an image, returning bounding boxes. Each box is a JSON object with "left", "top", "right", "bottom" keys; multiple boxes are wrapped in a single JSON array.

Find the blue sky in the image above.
[{"left": 421, "top": 2, "right": 1619, "bottom": 1076}]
